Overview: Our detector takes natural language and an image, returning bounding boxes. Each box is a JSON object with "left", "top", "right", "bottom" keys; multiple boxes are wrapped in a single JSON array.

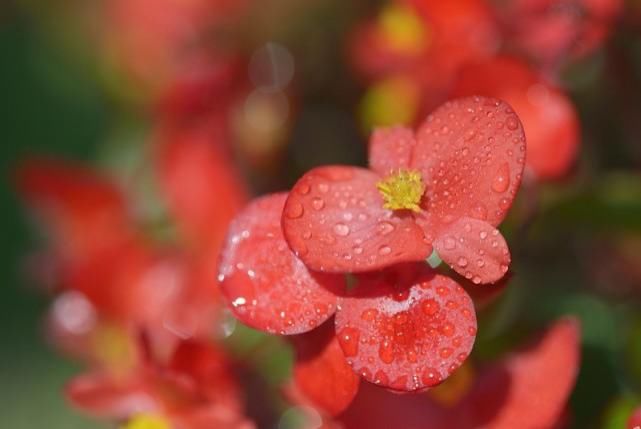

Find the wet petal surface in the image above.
[
  {"left": 283, "top": 166, "right": 432, "bottom": 273},
  {"left": 412, "top": 96, "right": 526, "bottom": 234},
  {"left": 334, "top": 266, "right": 477, "bottom": 392},
  {"left": 219, "top": 193, "right": 343, "bottom": 335},
  {"left": 433, "top": 217, "right": 511, "bottom": 284}
]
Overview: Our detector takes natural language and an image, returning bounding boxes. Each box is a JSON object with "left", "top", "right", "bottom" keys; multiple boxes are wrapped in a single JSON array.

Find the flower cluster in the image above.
[{"left": 351, "top": 0, "right": 622, "bottom": 181}]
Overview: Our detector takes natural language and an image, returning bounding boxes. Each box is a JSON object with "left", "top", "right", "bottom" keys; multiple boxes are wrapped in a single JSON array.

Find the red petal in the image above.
[
  {"left": 155, "top": 126, "right": 248, "bottom": 252},
  {"left": 169, "top": 340, "right": 242, "bottom": 412},
  {"left": 219, "top": 193, "right": 343, "bottom": 335},
  {"left": 14, "top": 158, "right": 132, "bottom": 257},
  {"left": 336, "top": 378, "right": 449, "bottom": 429},
  {"left": 368, "top": 126, "right": 415, "bottom": 176},
  {"left": 282, "top": 166, "right": 432, "bottom": 273},
  {"left": 334, "top": 266, "right": 477, "bottom": 392},
  {"left": 433, "top": 217, "right": 510, "bottom": 285},
  {"left": 291, "top": 320, "right": 360, "bottom": 416},
  {"left": 452, "top": 57, "right": 579, "bottom": 180},
  {"left": 458, "top": 318, "right": 581, "bottom": 429},
  {"left": 412, "top": 96, "right": 526, "bottom": 235},
  {"left": 66, "top": 372, "right": 156, "bottom": 419}
]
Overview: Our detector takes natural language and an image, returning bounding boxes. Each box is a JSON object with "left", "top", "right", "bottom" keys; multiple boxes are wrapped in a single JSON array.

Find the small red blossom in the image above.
[
  {"left": 452, "top": 56, "right": 580, "bottom": 180},
  {"left": 350, "top": 0, "right": 499, "bottom": 114},
  {"left": 282, "top": 96, "right": 525, "bottom": 284},
  {"left": 67, "top": 338, "right": 254, "bottom": 429},
  {"left": 497, "top": 0, "right": 623, "bottom": 70},
  {"left": 219, "top": 194, "right": 478, "bottom": 393},
  {"left": 102, "top": 0, "right": 248, "bottom": 91}
]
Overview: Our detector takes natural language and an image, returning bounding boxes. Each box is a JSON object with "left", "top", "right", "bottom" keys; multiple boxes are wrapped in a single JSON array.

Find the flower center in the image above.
[
  {"left": 379, "top": 4, "right": 430, "bottom": 55},
  {"left": 376, "top": 169, "right": 425, "bottom": 212},
  {"left": 123, "top": 414, "right": 171, "bottom": 429}
]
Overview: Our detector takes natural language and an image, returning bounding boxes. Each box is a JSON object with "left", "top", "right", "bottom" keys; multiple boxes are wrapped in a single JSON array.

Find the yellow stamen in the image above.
[
  {"left": 123, "top": 414, "right": 171, "bottom": 429},
  {"left": 377, "top": 169, "right": 425, "bottom": 212},
  {"left": 379, "top": 4, "right": 430, "bottom": 55}
]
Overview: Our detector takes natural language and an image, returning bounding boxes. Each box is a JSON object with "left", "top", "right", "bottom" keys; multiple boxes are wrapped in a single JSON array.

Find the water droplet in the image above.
[
  {"left": 377, "top": 221, "right": 395, "bottom": 236},
  {"left": 506, "top": 116, "right": 519, "bottom": 130},
  {"left": 303, "top": 231, "right": 312, "bottom": 239},
  {"left": 491, "top": 163, "right": 510, "bottom": 193},
  {"left": 353, "top": 246, "right": 364, "bottom": 255},
  {"left": 457, "top": 257, "right": 468, "bottom": 267},
  {"left": 374, "top": 370, "right": 389, "bottom": 385},
  {"left": 318, "top": 183, "right": 329, "bottom": 193},
  {"left": 440, "top": 322, "right": 455, "bottom": 337},
  {"left": 499, "top": 197, "right": 510, "bottom": 210},
  {"left": 378, "top": 340, "right": 394, "bottom": 364},
  {"left": 361, "top": 308, "right": 378, "bottom": 321},
  {"left": 333, "top": 223, "right": 350, "bottom": 236},
  {"left": 471, "top": 202, "right": 488, "bottom": 220},
  {"left": 338, "top": 327, "right": 360, "bottom": 357},
  {"left": 378, "top": 245, "right": 392, "bottom": 256},
  {"left": 285, "top": 202, "right": 304, "bottom": 219},
  {"left": 421, "top": 299, "right": 440, "bottom": 316},
  {"left": 311, "top": 197, "right": 325, "bottom": 210},
  {"left": 472, "top": 276, "right": 482, "bottom": 284},
  {"left": 443, "top": 236, "right": 456, "bottom": 250},
  {"left": 298, "top": 183, "right": 310, "bottom": 195},
  {"left": 479, "top": 231, "right": 488, "bottom": 240},
  {"left": 476, "top": 259, "right": 485, "bottom": 268},
  {"left": 439, "top": 347, "right": 453, "bottom": 358},
  {"left": 422, "top": 368, "right": 441, "bottom": 387}
]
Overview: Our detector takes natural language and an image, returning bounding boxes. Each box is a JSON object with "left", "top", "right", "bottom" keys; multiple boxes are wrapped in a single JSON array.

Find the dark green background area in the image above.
[{"left": 0, "top": 14, "right": 107, "bottom": 428}]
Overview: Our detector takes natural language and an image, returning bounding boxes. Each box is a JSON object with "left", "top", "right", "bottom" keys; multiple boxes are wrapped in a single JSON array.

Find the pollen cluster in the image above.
[{"left": 376, "top": 169, "right": 426, "bottom": 212}]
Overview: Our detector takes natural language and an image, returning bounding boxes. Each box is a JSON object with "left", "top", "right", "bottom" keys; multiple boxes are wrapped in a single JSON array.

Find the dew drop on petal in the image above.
[
  {"left": 338, "top": 327, "right": 361, "bottom": 357},
  {"left": 443, "top": 236, "right": 456, "bottom": 250},
  {"left": 285, "top": 202, "right": 304, "bottom": 219},
  {"left": 333, "top": 223, "right": 351, "bottom": 237},
  {"left": 377, "top": 221, "right": 395, "bottom": 236},
  {"left": 491, "top": 163, "right": 510, "bottom": 193},
  {"left": 312, "top": 197, "right": 325, "bottom": 210},
  {"left": 378, "top": 245, "right": 392, "bottom": 256}
]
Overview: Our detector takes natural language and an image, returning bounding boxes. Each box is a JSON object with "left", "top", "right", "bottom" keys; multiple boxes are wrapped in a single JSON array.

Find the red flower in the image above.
[
  {"left": 102, "top": 0, "right": 248, "bottom": 91},
  {"left": 16, "top": 125, "right": 248, "bottom": 356},
  {"left": 282, "top": 96, "right": 525, "bottom": 285},
  {"left": 219, "top": 193, "right": 478, "bottom": 394},
  {"left": 451, "top": 56, "right": 580, "bottom": 180},
  {"left": 496, "top": 0, "right": 623, "bottom": 70},
  {"left": 350, "top": 0, "right": 499, "bottom": 93},
  {"left": 67, "top": 338, "right": 254, "bottom": 429},
  {"left": 332, "top": 318, "right": 580, "bottom": 429}
]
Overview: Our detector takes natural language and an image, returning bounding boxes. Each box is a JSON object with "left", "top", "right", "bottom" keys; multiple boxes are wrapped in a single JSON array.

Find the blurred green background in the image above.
[{"left": 0, "top": 9, "right": 107, "bottom": 428}]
